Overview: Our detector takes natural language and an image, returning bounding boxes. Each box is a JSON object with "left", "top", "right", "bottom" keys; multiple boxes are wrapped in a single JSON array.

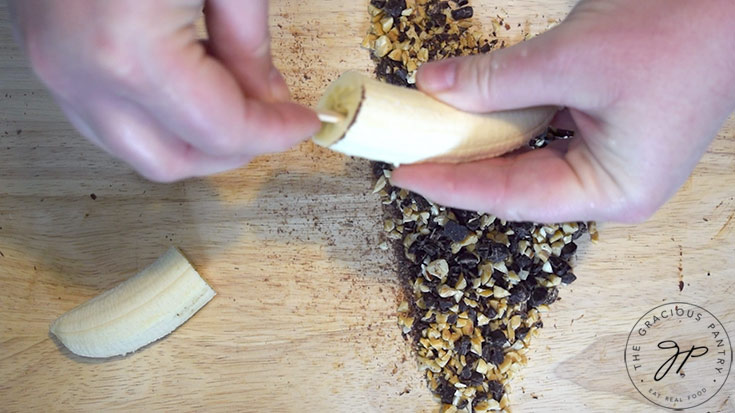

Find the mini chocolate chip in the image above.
[
  {"left": 573, "top": 222, "right": 588, "bottom": 239},
  {"left": 467, "top": 308, "right": 478, "bottom": 326},
  {"left": 511, "top": 222, "right": 533, "bottom": 238},
  {"left": 475, "top": 240, "right": 489, "bottom": 258},
  {"left": 431, "top": 13, "right": 447, "bottom": 27},
  {"left": 528, "top": 287, "right": 549, "bottom": 308},
  {"left": 384, "top": 0, "right": 407, "bottom": 18},
  {"left": 443, "top": 220, "right": 470, "bottom": 242},
  {"left": 451, "top": 6, "right": 473, "bottom": 20},
  {"left": 456, "top": 252, "right": 480, "bottom": 267},
  {"left": 459, "top": 365, "right": 473, "bottom": 380},
  {"left": 529, "top": 263, "right": 544, "bottom": 277},
  {"left": 545, "top": 287, "right": 559, "bottom": 305},
  {"left": 423, "top": 294, "right": 438, "bottom": 309},
  {"left": 428, "top": 0, "right": 449, "bottom": 15},
  {"left": 513, "top": 254, "right": 533, "bottom": 271},
  {"left": 515, "top": 327, "right": 530, "bottom": 341},
  {"left": 487, "top": 380, "right": 505, "bottom": 401},
  {"left": 395, "top": 68, "right": 408, "bottom": 81},
  {"left": 561, "top": 272, "right": 577, "bottom": 284},
  {"left": 451, "top": 208, "right": 473, "bottom": 225},
  {"left": 560, "top": 242, "right": 578, "bottom": 259},
  {"left": 456, "top": 336, "right": 471, "bottom": 356},
  {"left": 457, "top": 0, "right": 469, "bottom": 6},
  {"left": 465, "top": 352, "right": 479, "bottom": 367},
  {"left": 446, "top": 273, "right": 459, "bottom": 288},
  {"left": 414, "top": 194, "right": 431, "bottom": 210},
  {"left": 477, "top": 241, "right": 509, "bottom": 262},
  {"left": 438, "top": 298, "right": 455, "bottom": 311},
  {"left": 403, "top": 221, "right": 416, "bottom": 232},
  {"left": 413, "top": 320, "right": 429, "bottom": 334},
  {"left": 482, "top": 344, "right": 505, "bottom": 366},
  {"left": 506, "top": 283, "right": 530, "bottom": 305},
  {"left": 469, "top": 371, "right": 485, "bottom": 386},
  {"left": 484, "top": 329, "right": 508, "bottom": 347},
  {"left": 436, "top": 379, "right": 455, "bottom": 404},
  {"left": 473, "top": 392, "right": 488, "bottom": 407},
  {"left": 549, "top": 256, "right": 570, "bottom": 276},
  {"left": 492, "top": 270, "right": 508, "bottom": 290}
]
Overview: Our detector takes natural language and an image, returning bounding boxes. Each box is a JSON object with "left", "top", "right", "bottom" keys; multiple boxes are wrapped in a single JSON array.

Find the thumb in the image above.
[{"left": 416, "top": 24, "right": 597, "bottom": 112}]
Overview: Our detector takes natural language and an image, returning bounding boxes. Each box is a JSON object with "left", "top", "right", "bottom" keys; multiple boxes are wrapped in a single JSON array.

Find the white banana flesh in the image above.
[
  {"left": 50, "top": 247, "right": 216, "bottom": 358},
  {"left": 313, "top": 71, "right": 557, "bottom": 165}
]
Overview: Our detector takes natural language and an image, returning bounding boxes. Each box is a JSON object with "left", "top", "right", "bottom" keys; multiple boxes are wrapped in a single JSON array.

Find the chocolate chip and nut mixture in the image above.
[
  {"left": 362, "top": 1, "right": 598, "bottom": 412},
  {"left": 363, "top": 0, "right": 575, "bottom": 148}
]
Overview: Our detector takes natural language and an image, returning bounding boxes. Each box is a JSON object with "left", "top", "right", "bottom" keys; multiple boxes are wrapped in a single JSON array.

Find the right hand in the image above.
[
  {"left": 8, "top": 0, "right": 320, "bottom": 182},
  {"left": 391, "top": 0, "right": 735, "bottom": 223}
]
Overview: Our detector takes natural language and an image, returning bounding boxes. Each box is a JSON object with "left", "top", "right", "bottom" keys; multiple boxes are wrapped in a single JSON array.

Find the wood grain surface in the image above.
[{"left": 1, "top": 1, "right": 734, "bottom": 412}]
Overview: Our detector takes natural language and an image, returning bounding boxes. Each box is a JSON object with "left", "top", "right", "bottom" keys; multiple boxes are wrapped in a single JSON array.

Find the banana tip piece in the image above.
[{"left": 50, "top": 247, "right": 216, "bottom": 359}]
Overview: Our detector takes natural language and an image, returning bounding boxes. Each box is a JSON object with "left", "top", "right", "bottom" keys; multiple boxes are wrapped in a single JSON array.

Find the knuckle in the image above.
[
  {"left": 95, "top": 44, "right": 141, "bottom": 86},
  {"left": 90, "top": 29, "right": 151, "bottom": 92},
  {"left": 22, "top": 21, "right": 153, "bottom": 96},
  {"left": 469, "top": 54, "right": 497, "bottom": 105}
]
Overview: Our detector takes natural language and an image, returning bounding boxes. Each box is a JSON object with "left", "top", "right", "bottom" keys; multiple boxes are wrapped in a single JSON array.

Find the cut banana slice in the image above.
[
  {"left": 50, "top": 247, "right": 216, "bottom": 358},
  {"left": 313, "top": 71, "right": 557, "bottom": 165}
]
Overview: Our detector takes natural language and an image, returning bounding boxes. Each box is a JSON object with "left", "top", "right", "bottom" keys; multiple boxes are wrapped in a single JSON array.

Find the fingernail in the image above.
[
  {"left": 418, "top": 59, "right": 458, "bottom": 92},
  {"left": 269, "top": 67, "right": 291, "bottom": 102}
]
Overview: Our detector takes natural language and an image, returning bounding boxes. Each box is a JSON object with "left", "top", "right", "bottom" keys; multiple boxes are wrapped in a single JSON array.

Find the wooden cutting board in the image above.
[{"left": 1, "top": 1, "right": 733, "bottom": 412}]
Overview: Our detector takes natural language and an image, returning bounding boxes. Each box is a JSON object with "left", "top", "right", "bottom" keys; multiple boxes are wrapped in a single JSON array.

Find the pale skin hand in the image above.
[
  {"left": 8, "top": 0, "right": 320, "bottom": 182},
  {"left": 391, "top": 0, "right": 735, "bottom": 223}
]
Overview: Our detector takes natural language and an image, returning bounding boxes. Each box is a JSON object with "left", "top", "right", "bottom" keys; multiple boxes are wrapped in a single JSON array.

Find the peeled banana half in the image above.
[
  {"left": 50, "top": 247, "right": 216, "bottom": 358},
  {"left": 313, "top": 71, "right": 557, "bottom": 165}
]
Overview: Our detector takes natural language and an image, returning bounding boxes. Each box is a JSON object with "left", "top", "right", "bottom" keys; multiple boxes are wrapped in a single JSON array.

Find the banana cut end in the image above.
[
  {"left": 313, "top": 71, "right": 366, "bottom": 147},
  {"left": 50, "top": 247, "right": 216, "bottom": 359}
]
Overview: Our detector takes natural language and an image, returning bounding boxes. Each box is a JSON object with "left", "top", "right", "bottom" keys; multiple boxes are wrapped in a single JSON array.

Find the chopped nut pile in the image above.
[
  {"left": 362, "top": 1, "right": 598, "bottom": 412},
  {"left": 375, "top": 162, "right": 595, "bottom": 412},
  {"left": 363, "top": 0, "right": 496, "bottom": 87}
]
